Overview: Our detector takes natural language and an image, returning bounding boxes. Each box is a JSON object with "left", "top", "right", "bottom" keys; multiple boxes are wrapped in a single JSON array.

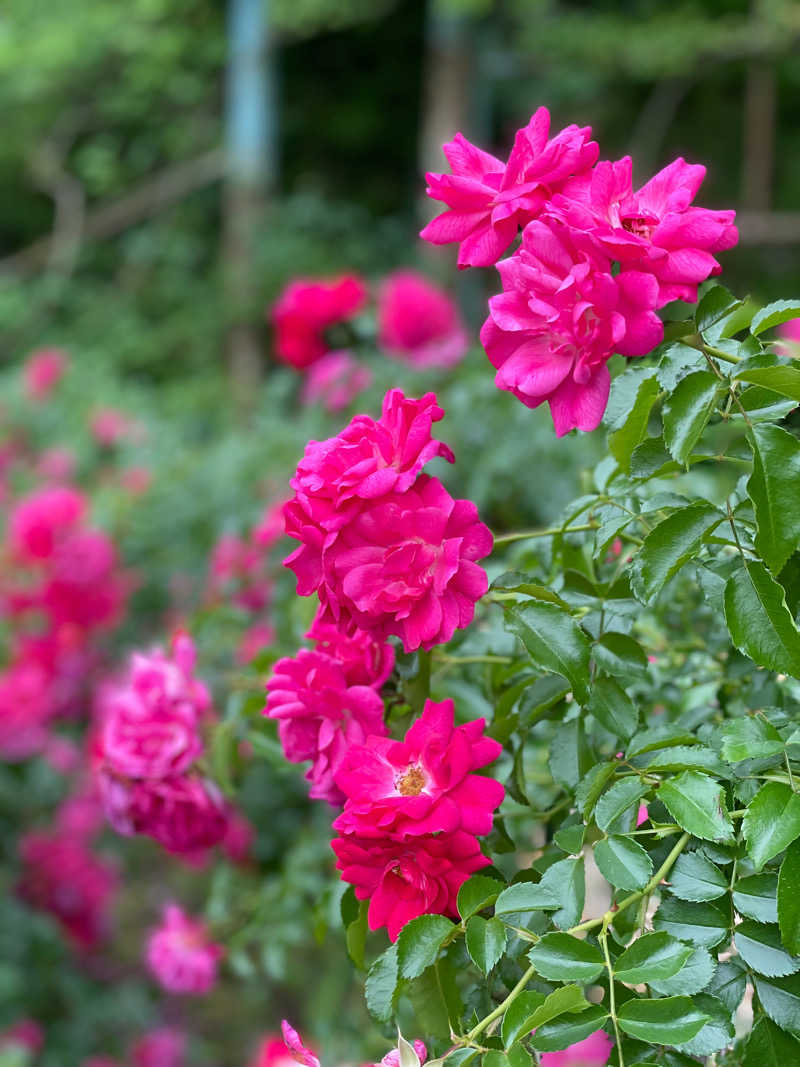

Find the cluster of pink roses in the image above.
[
  {"left": 421, "top": 106, "right": 738, "bottom": 435},
  {"left": 270, "top": 270, "right": 469, "bottom": 410},
  {"left": 92, "top": 632, "right": 232, "bottom": 857}
]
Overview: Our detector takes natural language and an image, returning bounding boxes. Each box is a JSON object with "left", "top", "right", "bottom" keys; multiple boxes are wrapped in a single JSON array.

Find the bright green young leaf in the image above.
[
  {"left": 589, "top": 676, "right": 638, "bottom": 740},
  {"left": 669, "top": 851, "right": 727, "bottom": 901},
  {"left": 751, "top": 299, "right": 800, "bottom": 336},
  {"left": 457, "top": 874, "right": 503, "bottom": 921},
  {"left": 649, "top": 945, "right": 717, "bottom": 996},
  {"left": 743, "top": 782, "right": 800, "bottom": 869},
  {"left": 724, "top": 560, "right": 800, "bottom": 677},
  {"left": 721, "top": 714, "right": 786, "bottom": 762},
  {"left": 527, "top": 932, "right": 605, "bottom": 982},
  {"left": 465, "top": 916, "right": 506, "bottom": 975},
  {"left": 366, "top": 944, "right": 399, "bottom": 1022},
  {"left": 609, "top": 372, "right": 661, "bottom": 472},
  {"left": 594, "top": 835, "right": 653, "bottom": 890},
  {"left": 653, "top": 897, "right": 730, "bottom": 948},
  {"left": 675, "top": 993, "right": 735, "bottom": 1056},
  {"left": 500, "top": 991, "right": 547, "bottom": 1049},
  {"left": 526, "top": 984, "right": 590, "bottom": 1031},
  {"left": 614, "top": 931, "right": 693, "bottom": 984},
  {"left": 494, "top": 880, "right": 561, "bottom": 916},
  {"left": 747, "top": 424, "right": 800, "bottom": 575},
  {"left": 734, "top": 873, "right": 779, "bottom": 923},
  {"left": 396, "top": 915, "right": 455, "bottom": 980},
  {"left": 617, "top": 996, "right": 709, "bottom": 1044},
  {"left": 595, "top": 778, "right": 648, "bottom": 833},
  {"left": 735, "top": 920, "right": 800, "bottom": 977},
  {"left": 631, "top": 503, "right": 723, "bottom": 603},
  {"left": 506, "top": 601, "right": 591, "bottom": 703},
  {"left": 529, "top": 1006, "right": 609, "bottom": 1052},
  {"left": 658, "top": 771, "right": 734, "bottom": 842},
  {"left": 662, "top": 370, "right": 721, "bottom": 466},
  {"left": 778, "top": 840, "right": 800, "bottom": 956},
  {"left": 743, "top": 1016, "right": 800, "bottom": 1064},
  {"left": 753, "top": 973, "right": 800, "bottom": 1037}
]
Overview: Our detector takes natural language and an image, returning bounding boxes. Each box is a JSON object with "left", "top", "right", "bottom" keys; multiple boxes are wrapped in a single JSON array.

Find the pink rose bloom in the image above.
[
  {"left": 36, "top": 447, "right": 77, "bottom": 483},
  {"left": 332, "top": 828, "right": 490, "bottom": 941},
  {"left": 271, "top": 276, "right": 367, "bottom": 370},
  {"left": 265, "top": 648, "right": 386, "bottom": 805},
  {"left": 24, "top": 348, "right": 68, "bottom": 400},
  {"left": 8, "top": 486, "right": 86, "bottom": 562},
  {"left": 279, "top": 1022, "right": 320, "bottom": 1067},
  {"left": 0, "top": 658, "right": 53, "bottom": 761},
  {"left": 777, "top": 318, "right": 800, "bottom": 356},
  {"left": 316, "top": 475, "right": 492, "bottom": 653},
  {"left": 250, "top": 1036, "right": 301, "bottom": 1067},
  {"left": 378, "top": 272, "right": 468, "bottom": 368},
  {"left": 90, "top": 408, "right": 139, "bottom": 447},
  {"left": 480, "top": 217, "right": 662, "bottom": 436},
  {"left": 208, "top": 534, "right": 272, "bottom": 614},
  {"left": 236, "top": 621, "right": 277, "bottom": 665},
  {"left": 421, "top": 107, "right": 598, "bottom": 268},
  {"left": 306, "top": 614, "right": 394, "bottom": 688},
  {"left": 553, "top": 156, "right": 738, "bottom": 305},
  {"left": 0, "top": 1019, "right": 44, "bottom": 1052},
  {"left": 131, "top": 1028, "right": 186, "bottom": 1067},
  {"left": 378, "top": 1040, "right": 427, "bottom": 1067},
  {"left": 18, "top": 831, "right": 117, "bottom": 950},
  {"left": 40, "top": 529, "right": 128, "bottom": 630},
  {"left": 334, "top": 698, "right": 504, "bottom": 838},
  {"left": 145, "top": 904, "right": 224, "bottom": 995},
  {"left": 540, "top": 1029, "right": 613, "bottom": 1067},
  {"left": 301, "top": 350, "right": 372, "bottom": 412}
]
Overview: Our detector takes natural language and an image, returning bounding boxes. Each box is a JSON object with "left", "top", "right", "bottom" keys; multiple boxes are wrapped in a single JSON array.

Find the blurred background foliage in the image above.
[{"left": 1, "top": 0, "right": 799, "bottom": 1063}]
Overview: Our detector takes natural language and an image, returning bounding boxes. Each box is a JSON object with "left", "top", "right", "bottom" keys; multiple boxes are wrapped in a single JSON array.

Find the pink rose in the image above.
[
  {"left": 145, "top": 904, "right": 224, "bottom": 995},
  {"left": 131, "top": 1028, "right": 186, "bottom": 1067},
  {"left": 24, "top": 348, "right": 68, "bottom": 401},
  {"left": 279, "top": 1022, "right": 320, "bottom": 1067},
  {"left": 539, "top": 1029, "right": 613, "bottom": 1066},
  {"left": 271, "top": 276, "right": 367, "bottom": 370},
  {"left": 90, "top": 408, "right": 140, "bottom": 448},
  {"left": 306, "top": 613, "right": 394, "bottom": 688},
  {"left": 378, "top": 271, "right": 468, "bottom": 368},
  {"left": 301, "top": 350, "right": 372, "bottom": 412},
  {"left": 378, "top": 1040, "right": 427, "bottom": 1067},
  {"left": 8, "top": 486, "right": 86, "bottom": 562},
  {"left": 0, "top": 657, "right": 54, "bottom": 761}
]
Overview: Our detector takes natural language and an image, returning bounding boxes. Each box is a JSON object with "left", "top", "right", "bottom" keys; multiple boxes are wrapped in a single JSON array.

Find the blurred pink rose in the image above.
[
  {"left": 379, "top": 271, "right": 468, "bottom": 368},
  {"left": 24, "top": 348, "right": 68, "bottom": 401},
  {"left": 301, "top": 350, "right": 372, "bottom": 411}
]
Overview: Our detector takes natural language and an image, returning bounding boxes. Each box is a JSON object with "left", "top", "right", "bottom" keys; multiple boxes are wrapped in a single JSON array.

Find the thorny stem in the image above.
[
  {"left": 463, "top": 964, "right": 537, "bottom": 1043},
  {"left": 493, "top": 522, "right": 597, "bottom": 545}
]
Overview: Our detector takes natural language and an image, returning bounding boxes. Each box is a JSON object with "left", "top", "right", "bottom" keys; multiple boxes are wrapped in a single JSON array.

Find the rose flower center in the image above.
[{"left": 396, "top": 765, "right": 426, "bottom": 796}]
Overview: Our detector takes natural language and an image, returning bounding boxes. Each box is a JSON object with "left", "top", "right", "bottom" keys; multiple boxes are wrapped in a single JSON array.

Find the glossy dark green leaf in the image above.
[
  {"left": 366, "top": 943, "right": 399, "bottom": 1022},
  {"left": 457, "top": 875, "right": 504, "bottom": 921},
  {"left": 743, "top": 1016, "right": 800, "bottom": 1064},
  {"left": 546, "top": 857, "right": 585, "bottom": 931},
  {"left": 658, "top": 771, "right": 734, "bottom": 842},
  {"left": 548, "top": 718, "right": 593, "bottom": 790},
  {"left": 674, "top": 993, "right": 734, "bottom": 1056},
  {"left": 653, "top": 897, "right": 730, "bottom": 948},
  {"left": 595, "top": 778, "right": 648, "bottom": 833},
  {"left": 697, "top": 284, "right": 740, "bottom": 335},
  {"left": 649, "top": 945, "right": 717, "bottom": 996},
  {"left": 554, "top": 824, "right": 586, "bottom": 856},
  {"left": 507, "top": 601, "right": 591, "bottom": 703},
  {"left": 589, "top": 676, "right": 638, "bottom": 740},
  {"left": 617, "top": 996, "right": 709, "bottom": 1043},
  {"left": 592, "top": 632, "right": 649, "bottom": 679},
  {"left": 724, "top": 560, "right": 800, "bottom": 677},
  {"left": 527, "top": 932, "right": 605, "bottom": 982},
  {"left": 743, "top": 783, "right": 800, "bottom": 869},
  {"left": 778, "top": 840, "right": 800, "bottom": 956},
  {"left": 734, "top": 873, "right": 779, "bottom": 923},
  {"left": 465, "top": 916, "right": 507, "bottom": 975},
  {"left": 631, "top": 503, "right": 723, "bottom": 603},
  {"left": 494, "top": 881, "right": 561, "bottom": 916},
  {"left": 576, "top": 762, "right": 617, "bottom": 819},
  {"left": 751, "top": 299, "right": 800, "bottom": 336},
  {"left": 721, "top": 714, "right": 786, "bottom": 762},
  {"left": 736, "top": 363, "right": 800, "bottom": 402},
  {"left": 614, "top": 932, "right": 693, "bottom": 984},
  {"left": 747, "top": 424, "right": 800, "bottom": 575},
  {"left": 641, "top": 745, "right": 728, "bottom": 776},
  {"left": 704, "top": 958, "right": 747, "bottom": 1013},
  {"left": 609, "top": 371, "right": 661, "bottom": 472},
  {"left": 529, "top": 1006, "right": 609, "bottom": 1052},
  {"left": 501, "top": 985, "right": 589, "bottom": 1049},
  {"left": 595, "top": 835, "right": 653, "bottom": 890},
  {"left": 754, "top": 973, "right": 800, "bottom": 1037},
  {"left": 669, "top": 851, "right": 728, "bottom": 902},
  {"left": 396, "top": 915, "right": 455, "bottom": 980},
  {"left": 662, "top": 370, "right": 721, "bottom": 465},
  {"left": 735, "top": 920, "right": 800, "bottom": 976}
]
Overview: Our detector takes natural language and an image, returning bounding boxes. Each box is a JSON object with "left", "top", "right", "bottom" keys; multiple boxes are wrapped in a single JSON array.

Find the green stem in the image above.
[
  {"left": 434, "top": 654, "right": 514, "bottom": 665},
  {"left": 600, "top": 930, "right": 625, "bottom": 1067},
  {"left": 493, "top": 523, "right": 597, "bottom": 545},
  {"left": 464, "top": 964, "right": 536, "bottom": 1043}
]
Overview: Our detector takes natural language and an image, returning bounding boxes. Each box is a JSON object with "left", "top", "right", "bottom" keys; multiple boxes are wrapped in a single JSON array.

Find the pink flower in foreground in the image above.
[
  {"left": 539, "top": 1029, "right": 613, "bottom": 1067},
  {"left": 0, "top": 1019, "right": 44, "bottom": 1053},
  {"left": 553, "top": 156, "right": 737, "bottom": 305},
  {"left": 301, "top": 350, "right": 372, "bottom": 412},
  {"left": 421, "top": 107, "right": 598, "bottom": 268},
  {"left": 332, "top": 829, "right": 490, "bottom": 941},
  {"left": 334, "top": 698, "right": 504, "bottom": 838},
  {"left": 378, "top": 1040, "right": 427, "bottom": 1067},
  {"left": 481, "top": 217, "right": 662, "bottom": 436},
  {"left": 145, "top": 904, "right": 224, "bottom": 995},
  {"left": 131, "top": 1028, "right": 186, "bottom": 1067},
  {"left": 307, "top": 614, "right": 395, "bottom": 688},
  {"left": 251, "top": 1036, "right": 301, "bottom": 1067},
  {"left": 271, "top": 276, "right": 367, "bottom": 370},
  {"left": 265, "top": 648, "right": 386, "bottom": 805},
  {"left": 24, "top": 348, "right": 68, "bottom": 400},
  {"left": 8, "top": 486, "right": 85, "bottom": 562},
  {"left": 279, "top": 1022, "right": 320, "bottom": 1067},
  {"left": 316, "top": 474, "right": 492, "bottom": 652},
  {"left": 777, "top": 318, "right": 800, "bottom": 356},
  {"left": 378, "top": 271, "right": 468, "bottom": 368}
]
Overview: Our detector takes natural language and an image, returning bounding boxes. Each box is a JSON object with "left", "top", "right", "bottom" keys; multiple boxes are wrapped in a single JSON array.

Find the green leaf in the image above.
[
  {"left": 594, "top": 835, "right": 653, "bottom": 890},
  {"left": 554, "top": 824, "right": 586, "bottom": 856},
  {"left": 743, "top": 1016, "right": 800, "bottom": 1064},
  {"left": 614, "top": 931, "right": 693, "bottom": 984},
  {"left": 697, "top": 285, "right": 740, "bottom": 336},
  {"left": 457, "top": 875, "right": 503, "bottom": 921},
  {"left": 506, "top": 601, "right": 592, "bottom": 703},
  {"left": 653, "top": 897, "right": 730, "bottom": 948},
  {"left": 724, "top": 560, "right": 800, "bottom": 677},
  {"left": 734, "top": 873, "right": 779, "bottom": 923},
  {"left": 669, "top": 852, "right": 727, "bottom": 902},
  {"left": 396, "top": 915, "right": 455, "bottom": 980},
  {"left": 592, "top": 632, "right": 649, "bottom": 679},
  {"left": 617, "top": 996, "right": 709, "bottom": 1044},
  {"left": 548, "top": 719, "right": 593, "bottom": 790},
  {"left": 527, "top": 932, "right": 605, "bottom": 982},
  {"left": 576, "top": 762, "right": 618, "bottom": 819},
  {"left": 500, "top": 991, "right": 547, "bottom": 1049},
  {"left": 465, "top": 916, "right": 506, "bottom": 975},
  {"left": 609, "top": 371, "right": 661, "bottom": 472},
  {"left": 735, "top": 920, "right": 800, "bottom": 977},
  {"left": 751, "top": 299, "right": 800, "bottom": 336},
  {"left": 406, "top": 961, "right": 459, "bottom": 1039},
  {"left": 631, "top": 503, "right": 723, "bottom": 602},
  {"left": 595, "top": 778, "right": 648, "bottom": 833},
  {"left": 743, "top": 782, "right": 800, "bottom": 870},
  {"left": 779, "top": 840, "right": 800, "bottom": 956},
  {"left": 366, "top": 944, "right": 399, "bottom": 1022},
  {"left": 589, "top": 676, "right": 638, "bottom": 740},
  {"left": 494, "top": 881, "right": 561, "bottom": 916},
  {"left": 657, "top": 342, "right": 707, "bottom": 391},
  {"left": 705, "top": 958, "right": 746, "bottom": 1013},
  {"left": 650, "top": 945, "right": 717, "bottom": 996},
  {"left": 544, "top": 856, "right": 585, "bottom": 930},
  {"left": 675, "top": 993, "right": 735, "bottom": 1056},
  {"left": 662, "top": 370, "right": 721, "bottom": 466},
  {"left": 747, "top": 424, "right": 800, "bottom": 575},
  {"left": 529, "top": 1006, "right": 609, "bottom": 1052},
  {"left": 721, "top": 715, "right": 786, "bottom": 762},
  {"left": 658, "top": 771, "right": 734, "bottom": 842},
  {"left": 736, "top": 363, "right": 800, "bottom": 402},
  {"left": 754, "top": 973, "right": 800, "bottom": 1037},
  {"left": 641, "top": 745, "right": 728, "bottom": 776},
  {"left": 345, "top": 899, "right": 368, "bottom": 969}
]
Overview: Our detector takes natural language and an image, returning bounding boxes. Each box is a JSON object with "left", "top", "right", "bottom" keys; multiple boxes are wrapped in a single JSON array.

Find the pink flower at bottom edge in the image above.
[
  {"left": 539, "top": 1029, "right": 613, "bottom": 1067},
  {"left": 379, "top": 1039, "right": 427, "bottom": 1067},
  {"left": 280, "top": 1022, "right": 321, "bottom": 1067},
  {"left": 0, "top": 1019, "right": 44, "bottom": 1052}
]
